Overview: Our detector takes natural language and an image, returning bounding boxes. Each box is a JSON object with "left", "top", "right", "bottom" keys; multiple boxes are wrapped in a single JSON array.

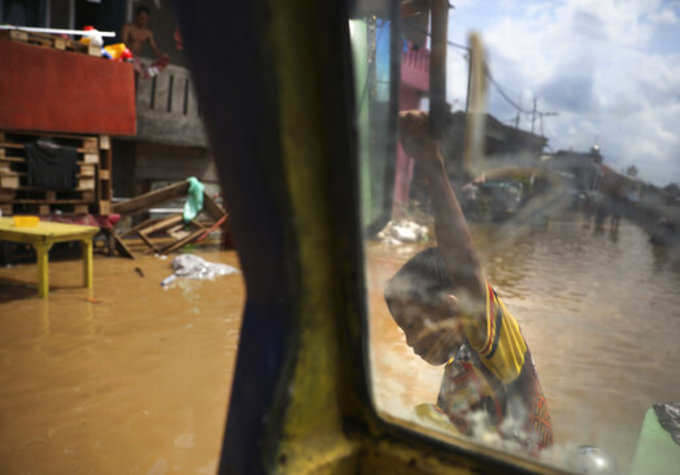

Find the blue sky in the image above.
[{"left": 439, "top": 0, "right": 680, "bottom": 185}]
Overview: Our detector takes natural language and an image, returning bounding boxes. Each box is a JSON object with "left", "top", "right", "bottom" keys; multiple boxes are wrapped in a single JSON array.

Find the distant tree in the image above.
[
  {"left": 664, "top": 182, "right": 680, "bottom": 197},
  {"left": 626, "top": 165, "right": 638, "bottom": 177}
]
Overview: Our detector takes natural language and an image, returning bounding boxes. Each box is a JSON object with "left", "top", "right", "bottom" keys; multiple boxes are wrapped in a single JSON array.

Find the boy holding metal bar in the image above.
[{"left": 385, "top": 110, "right": 553, "bottom": 452}]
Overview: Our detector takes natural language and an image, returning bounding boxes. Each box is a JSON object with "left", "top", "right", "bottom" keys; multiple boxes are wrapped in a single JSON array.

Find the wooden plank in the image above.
[
  {"left": 77, "top": 178, "right": 96, "bottom": 191},
  {"left": 38, "top": 204, "right": 49, "bottom": 215},
  {"left": 202, "top": 192, "right": 227, "bottom": 221},
  {"left": 10, "top": 199, "right": 89, "bottom": 205},
  {"left": 53, "top": 38, "right": 66, "bottom": 50},
  {"left": 120, "top": 216, "right": 160, "bottom": 236},
  {"left": 166, "top": 224, "right": 188, "bottom": 239},
  {"left": 0, "top": 162, "right": 10, "bottom": 173},
  {"left": 0, "top": 142, "right": 100, "bottom": 155},
  {"left": 0, "top": 148, "right": 4, "bottom": 159},
  {"left": 196, "top": 214, "right": 229, "bottom": 243},
  {"left": 137, "top": 229, "right": 160, "bottom": 252},
  {"left": 0, "top": 189, "right": 15, "bottom": 202},
  {"left": 83, "top": 137, "right": 98, "bottom": 151},
  {"left": 0, "top": 30, "right": 29, "bottom": 42},
  {"left": 138, "top": 214, "right": 183, "bottom": 236},
  {"left": 98, "top": 200, "right": 111, "bottom": 215},
  {"left": 0, "top": 30, "right": 83, "bottom": 53},
  {"left": 5, "top": 187, "right": 94, "bottom": 198},
  {"left": 74, "top": 204, "right": 89, "bottom": 214},
  {"left": 101, "top": 228, "right": 134, "bottom": 259},
  {"left": 0, "top": 204, "right": 11, "bottom": 216},
  {"left": 160, "top": 228, "right": 205, "bottom": 254},
  {"left": 98, "top": 169, "right": 110, "bottom": 180},
  {"left": 0, "top": 156, "right": 23, "bottom": 163},
  {"left": 0, "top": 174, "right": 19, "bottom": 189},
  {"left": 2, "top": 130, "right": 102, "bottom": 141},
  {"left": 80, "top": 164, "right": 96, "bottom": 176},
  {"left": 96, "top": 161, "right": 102, "bottom": 203},
  {"left": 102, "top": 148, "right": 112, "bottom": 201},
  {"left": 113, "top": 234, "right": 135, "bottom": 258},
  {"left": 99, "top": 135, "right": 110, "bottom": 150},
  {"left": 0, "top": 142, "right": 23, "bottom": 149},
  {"left": 28, "top": 37, "right": 53, "bottom": 48},
  {"left": 112, "top": 181, "right": 190, "bottom": 215},
  {"left": 3, "top": 189, "right": 95, "bottom": 202},
  {"left": 83, "top": 153, "right": 100, "bottom": 164}
]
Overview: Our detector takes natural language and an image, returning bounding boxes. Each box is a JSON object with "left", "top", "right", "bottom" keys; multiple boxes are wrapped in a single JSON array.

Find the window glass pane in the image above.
[{"left": 352, "top": 1, "right": 680, "bottom": 473}]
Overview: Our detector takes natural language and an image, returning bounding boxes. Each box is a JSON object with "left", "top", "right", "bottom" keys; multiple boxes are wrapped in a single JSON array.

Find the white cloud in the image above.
[
  {"left": 448, "top": 0, "right": 680, "bottom": 185},
  {"left": 648, "top": 7, "right": 679, "bottom": 25}
]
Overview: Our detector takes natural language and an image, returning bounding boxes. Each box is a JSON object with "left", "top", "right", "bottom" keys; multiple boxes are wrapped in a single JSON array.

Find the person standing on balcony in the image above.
[{"left": 122, "top": 5, "right": 167, "bottom": 60}]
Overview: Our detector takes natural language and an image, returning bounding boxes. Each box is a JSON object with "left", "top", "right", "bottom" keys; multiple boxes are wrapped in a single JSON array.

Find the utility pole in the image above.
[
  {"left": 531, "top": 96, "right": 537, "bottom": 133},
  {"left": 429, "top": 0, "right": 449, "bottom": 138},
  {"left": 514, "top": 93, "right": 522, "bottom": 128},
  {"left": 537, "top": 111, "right": 558, "bottom": 137},
  {"left": 465, "top": 52, "right": 472, "bottom": 113}
]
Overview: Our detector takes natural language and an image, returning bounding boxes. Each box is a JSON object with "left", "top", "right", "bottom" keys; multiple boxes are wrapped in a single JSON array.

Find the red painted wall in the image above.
[{"left": 0, "top": 40, "right": 136, "bottom": 136}]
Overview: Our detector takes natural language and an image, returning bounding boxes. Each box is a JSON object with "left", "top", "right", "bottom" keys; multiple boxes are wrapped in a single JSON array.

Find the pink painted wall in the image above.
[{"left": 392, "top": 46, "right": 429, "bottom": 218}]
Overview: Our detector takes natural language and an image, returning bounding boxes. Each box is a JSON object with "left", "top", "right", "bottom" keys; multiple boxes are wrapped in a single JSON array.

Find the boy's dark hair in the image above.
[
  {"left": 384, "top": 247, "right": 453, "bottom": 315},
  {"left": 135, "top": 5, "right": 151, "bottom": 16}
]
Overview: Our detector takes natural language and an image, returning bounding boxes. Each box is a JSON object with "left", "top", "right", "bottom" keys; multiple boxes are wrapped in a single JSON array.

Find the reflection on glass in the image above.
[{"left": 353, "top": 2, "right": 680, "bottom": 473}]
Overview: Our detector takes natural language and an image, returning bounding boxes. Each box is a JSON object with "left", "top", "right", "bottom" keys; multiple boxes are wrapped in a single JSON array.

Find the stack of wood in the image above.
[
  {"left": 0, "top": 130, "right": 112, "bottom": 216},
  {"left": 108, "top": 181, "right": 228, "bottom": 258},
  {"left": 0, "top": 29, "right": 101, "bottom": 56}
]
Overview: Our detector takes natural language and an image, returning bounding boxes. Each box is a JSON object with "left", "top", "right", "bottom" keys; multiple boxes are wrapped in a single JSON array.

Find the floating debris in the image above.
[
  {"left": 377, "top": 219, "right": 430, "bottom": 245},
  {"left": 161, "top": 254, "right": 239, "bottom": 287}
]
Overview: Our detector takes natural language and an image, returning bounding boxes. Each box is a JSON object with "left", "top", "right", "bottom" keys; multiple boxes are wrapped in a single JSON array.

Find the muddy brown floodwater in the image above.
[
  {"left": 368, "top": 214, "right": 680, "bottom": 472},
  {"left": 0, "top": 248, "right": 244, "bottom": 474},
  {"left": 1, "top": 214, "right": 679, "bottom": 474}
]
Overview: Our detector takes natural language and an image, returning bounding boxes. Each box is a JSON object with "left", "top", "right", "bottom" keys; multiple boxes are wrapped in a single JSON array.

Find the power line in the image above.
[
  {"left": 484, "top": 67, "right": 533, "bottom": 114},
  {"left": 402, "top": 17, "right": 556, "bottom": 117},
  {"left": 401, "top": 16, "right": 560, "bottom": 136}
]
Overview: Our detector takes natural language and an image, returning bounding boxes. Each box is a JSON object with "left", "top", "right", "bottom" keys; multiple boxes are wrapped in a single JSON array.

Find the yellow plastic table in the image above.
[{"left": 0, "top": 217, "right": 99, "bottom": 298}]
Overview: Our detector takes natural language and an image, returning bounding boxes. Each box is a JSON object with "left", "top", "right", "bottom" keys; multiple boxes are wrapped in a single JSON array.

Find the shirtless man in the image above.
[
  {"left": 385, "top": 111, "right": 553, "bottom": 452},
  {"left": 122, "top": 6, "right": 165, "bottom": 58}
]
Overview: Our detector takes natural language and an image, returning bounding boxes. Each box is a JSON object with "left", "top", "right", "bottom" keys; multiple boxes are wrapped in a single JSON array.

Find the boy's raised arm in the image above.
[{"left": 399, "top": 111, "right": 486, "bottom": 319}]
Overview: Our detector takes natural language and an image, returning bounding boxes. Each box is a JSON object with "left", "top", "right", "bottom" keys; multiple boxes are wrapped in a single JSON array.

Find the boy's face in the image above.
[
  {"left": 391, "top": 293, "right": 464, "bottom": 366},
  {"left": 135, "top": 11, "right": 149, "bottom": 27}
]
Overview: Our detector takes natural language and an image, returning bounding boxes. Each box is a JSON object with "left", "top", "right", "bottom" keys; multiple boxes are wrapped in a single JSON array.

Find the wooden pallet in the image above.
[
  {"left": 0, "top": 131, "right": 110, "bottom": 215},
  {"left": 0, "top": 29, "right": 100, "bottom": 56},
  {"left": 111, "top": 181, "right": 229, "bottom": 257},
  {"left": 2, "top": 202, "right": 91, "bottom": 216},
  {"left": 97, "top": 135, "right": 112, "bottom": 215}
]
